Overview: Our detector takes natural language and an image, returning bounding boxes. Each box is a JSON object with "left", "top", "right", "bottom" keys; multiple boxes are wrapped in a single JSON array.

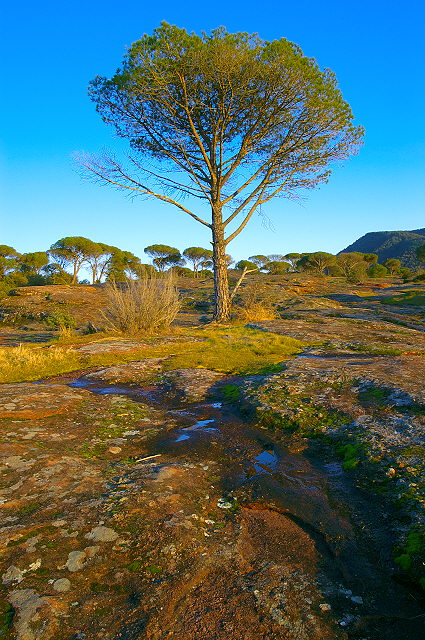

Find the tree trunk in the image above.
[
  {"left": 212, "top": 216, "right": 231, "bottom": 322},
  {"left": 72, "top": 263, "right": 78, "bottom": 285}
]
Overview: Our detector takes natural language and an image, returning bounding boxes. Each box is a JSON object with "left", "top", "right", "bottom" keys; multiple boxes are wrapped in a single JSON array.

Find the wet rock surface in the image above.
[
  {"left": 161, "top": 367, "right": 225, "bottom": 402},
  {"left": 0, "top": 365, "right": 424, "bottom": 639}
]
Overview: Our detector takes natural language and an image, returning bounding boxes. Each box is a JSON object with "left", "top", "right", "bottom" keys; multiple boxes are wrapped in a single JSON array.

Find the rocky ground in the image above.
[{"left": 1, "top": 277, "right": 425, "bottom": 639}]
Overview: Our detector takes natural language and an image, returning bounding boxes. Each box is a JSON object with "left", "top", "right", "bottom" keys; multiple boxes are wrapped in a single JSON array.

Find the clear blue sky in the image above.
[{"left": 1, "top": 0, "right": 424, "bottom": 266}]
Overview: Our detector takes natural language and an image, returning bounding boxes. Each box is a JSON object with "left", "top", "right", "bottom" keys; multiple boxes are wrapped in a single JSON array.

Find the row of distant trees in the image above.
[
  {"left": 0, "top": 238, "right": 221, "bottom": 291},
  {"left": 2, "top": 239, "right": 425, "bottom": 294},
  {"left": 233, "top": 251, "right": 418, "bottom": 282}
]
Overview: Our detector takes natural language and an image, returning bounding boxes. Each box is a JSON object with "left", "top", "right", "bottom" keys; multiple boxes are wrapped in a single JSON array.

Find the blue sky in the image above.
[{"left": 1, "top": 0, "right": 424, "bottom": 266}]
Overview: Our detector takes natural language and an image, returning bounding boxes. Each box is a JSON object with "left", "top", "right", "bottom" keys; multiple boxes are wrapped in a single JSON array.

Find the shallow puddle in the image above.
[
  {"left": 253, "top": 448, "right": 278, "bottom": 473},
  {"left": 175, "top": 418, "right": 218, "bottom": 442}
]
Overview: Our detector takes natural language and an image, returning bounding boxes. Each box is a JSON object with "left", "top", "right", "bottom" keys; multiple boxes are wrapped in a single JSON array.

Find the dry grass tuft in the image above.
[
  {"left": 234, "top": 302, "right": 277, "bottom": 322},
  {"left": 0, "top": 344, "right": 80, "bottom": 383},
  {"left": 103, "top": 274, "right": 181, "bottom": 335}
]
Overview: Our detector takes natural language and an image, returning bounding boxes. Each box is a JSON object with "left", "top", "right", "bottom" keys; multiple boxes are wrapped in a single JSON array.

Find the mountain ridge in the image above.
[{"left": 340, "top": 228, "right": 425, "bottom": 269}]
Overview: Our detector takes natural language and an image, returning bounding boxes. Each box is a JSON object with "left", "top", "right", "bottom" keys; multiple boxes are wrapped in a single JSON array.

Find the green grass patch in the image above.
[
  {"left": 337, "top": 442, "right": 364, "bottom": 470},
  {"left": 399, "top": 404, "right": 425, "bottom": 416},
  {"left": 79, "top": 443, "right": 108, "bottom": 459},
  {"left": 222, "top": 384, "right": 241, "bottom": 402},
  {"left": 0, "top": 325, "right": 304, "bottom": 383},
  {"left": 358, "top": 386, "right": 392, "bottom": 405},
  {"left": 0, "top": 599, "right": 14, "bottom": 638},
  {"left": 394, "top": 526, "right": 425, "bottom": 589},
  {"left": 145, "top": 564, "right": 162, "bottom": 576},
  {"left": 255, "top": 386, "right": 351, "bottom": 437},
  {"left": 160, "top": 326, "right": 303, "bottom": 374},
  {"left": 17, "top": 503, "right": 41, "bottom": 517},
  {"left": 349, "top": 343, "right": 403, "bottom": 356},
  {"left": 383, "top": 291, "right": 425, "bottom": 306},
  {"left": 399, "top": 445, "right": 425, "bottom": 459},
  {"left": 126, "top": 559, "right": 144, "bottom": 572}
]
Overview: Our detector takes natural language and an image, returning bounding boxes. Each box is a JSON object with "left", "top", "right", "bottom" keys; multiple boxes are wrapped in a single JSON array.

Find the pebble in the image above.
[
  {"left": 85, "top": 526, "right": 119, "bottom": 543},
  {"left": 108, "top": 446, "right": 122, "bottom": 454},
  {"left": 217, "top": 498, "right": 233, "bottom": 509},
  {"left": 2, "top": 565, "right": 24, "bottom": 584},
  {"left": 53, "top": 578, "right": 71, "bottom": 592},
  {"left": 65, "top": 551, "right": 87, "bottom": 572}
]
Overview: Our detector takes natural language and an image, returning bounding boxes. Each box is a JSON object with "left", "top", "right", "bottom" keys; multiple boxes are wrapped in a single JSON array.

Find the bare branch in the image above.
[
  {"left": 230, "top": 266, "right": 257, "bottom": 302},
  {"left": 77, "top": 153, "right": 211, "bottom": 228}
]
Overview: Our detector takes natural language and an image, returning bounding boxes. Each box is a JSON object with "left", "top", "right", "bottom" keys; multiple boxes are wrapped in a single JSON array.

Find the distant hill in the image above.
[{"left": 340, "top": 228, "right": 425, "bottom": 269}]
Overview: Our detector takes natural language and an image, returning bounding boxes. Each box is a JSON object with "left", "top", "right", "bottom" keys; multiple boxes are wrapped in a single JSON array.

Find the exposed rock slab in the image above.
[
  {"left": 250, "top": 316, "right": 425, "bottom": 352},
  {"left": 76, "top": 336, "right": 204, "bottom": 355},
  {"left": 76, "top": 340, "right": 147, "bottom": 354},
  {"left": 84, "top": 358, "right": 165, "bottom": 384},
  {"left": 0, "top": 383, "right": 87, "bottom": 419},
  {"left": 284, "top": 354, "right": 425, "bottom": 404}
]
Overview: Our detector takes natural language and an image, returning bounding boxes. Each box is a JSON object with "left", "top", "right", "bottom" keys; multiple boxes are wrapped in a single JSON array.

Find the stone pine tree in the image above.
[
  {"left": 183, "top": 247, "right": 213, "bottom": 277},
  {"left": 49, "top": 237, "right": 99, "bottom": 284},
  {"left": 144, "top": 245, "right": 182, "bottom": 271},
  {"left": 82, "top": 22, "right": 364, "bottom": 322}
]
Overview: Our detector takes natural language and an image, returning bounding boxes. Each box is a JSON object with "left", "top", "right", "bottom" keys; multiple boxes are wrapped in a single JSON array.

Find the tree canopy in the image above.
[
  {"left": 235, "top": 260, "right": 259, "bottom": 272},
  {"left": 264, "top": 260, "right": 291, "bottom": 275},
  {"left": 19, "top": 252, "right": 49, "bottom": 274},
  {"left": 297, "top": 251, "right": 336, "bottom": 274},
  {"left": 144, "top": 245, "right": 182, "bottom": 271},
  {"left": 284, "top": 253, "right": 301, "bottom": 269},
  {"left": 248, "top": 255, "right": 269, "bottom": 269},
  {"left": 384, "top": 258, "right": 401, "bottom": 275},
  {"left": 0, "top": 245, "right": 21, "bottom": 278}
]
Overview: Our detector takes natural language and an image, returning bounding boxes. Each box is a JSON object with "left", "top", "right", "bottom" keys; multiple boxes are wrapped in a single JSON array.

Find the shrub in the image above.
[
  {"left": 170, "top": 266, "right": 193, "bottom": 277},
  {"left": 103, "top": 273, "right": 181, "bottom": 335},
  {"left": 336, "top": 253, "right": 367, "bottom": 282},
  {"left": 235, "top": 260, "right": 259, "bottom": 272},
  {"left": 233, "top": 279, "right": 278, "bottom": 321},
  {"left": 327, "top": 264, "right": 344, "bottom": 277},
  {"left": 384, "top": 258, "right": 401, "bottom": 275},
  {"left": 44, "top": 308, "right": 77, "bottom": 336},
  {"left": 263, "top": 260, "right": 291, "bottom": 275},
  {"left": 198, "top": 269, "right": 213, "bottom": 278},
  {"left": 399, "top": 267, "right": 413, "bottom": 281},
  {"left": 367, "top": 263, "right": 388, "bottom": 278}
]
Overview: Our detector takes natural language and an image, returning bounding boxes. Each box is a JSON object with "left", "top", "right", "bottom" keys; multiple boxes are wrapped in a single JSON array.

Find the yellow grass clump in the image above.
[
  {"left": 0, "top": 344, "right": 80, "bottom": 383},
  {"left": 233, "top": 302, "right": 277, "bottom": 322}
]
